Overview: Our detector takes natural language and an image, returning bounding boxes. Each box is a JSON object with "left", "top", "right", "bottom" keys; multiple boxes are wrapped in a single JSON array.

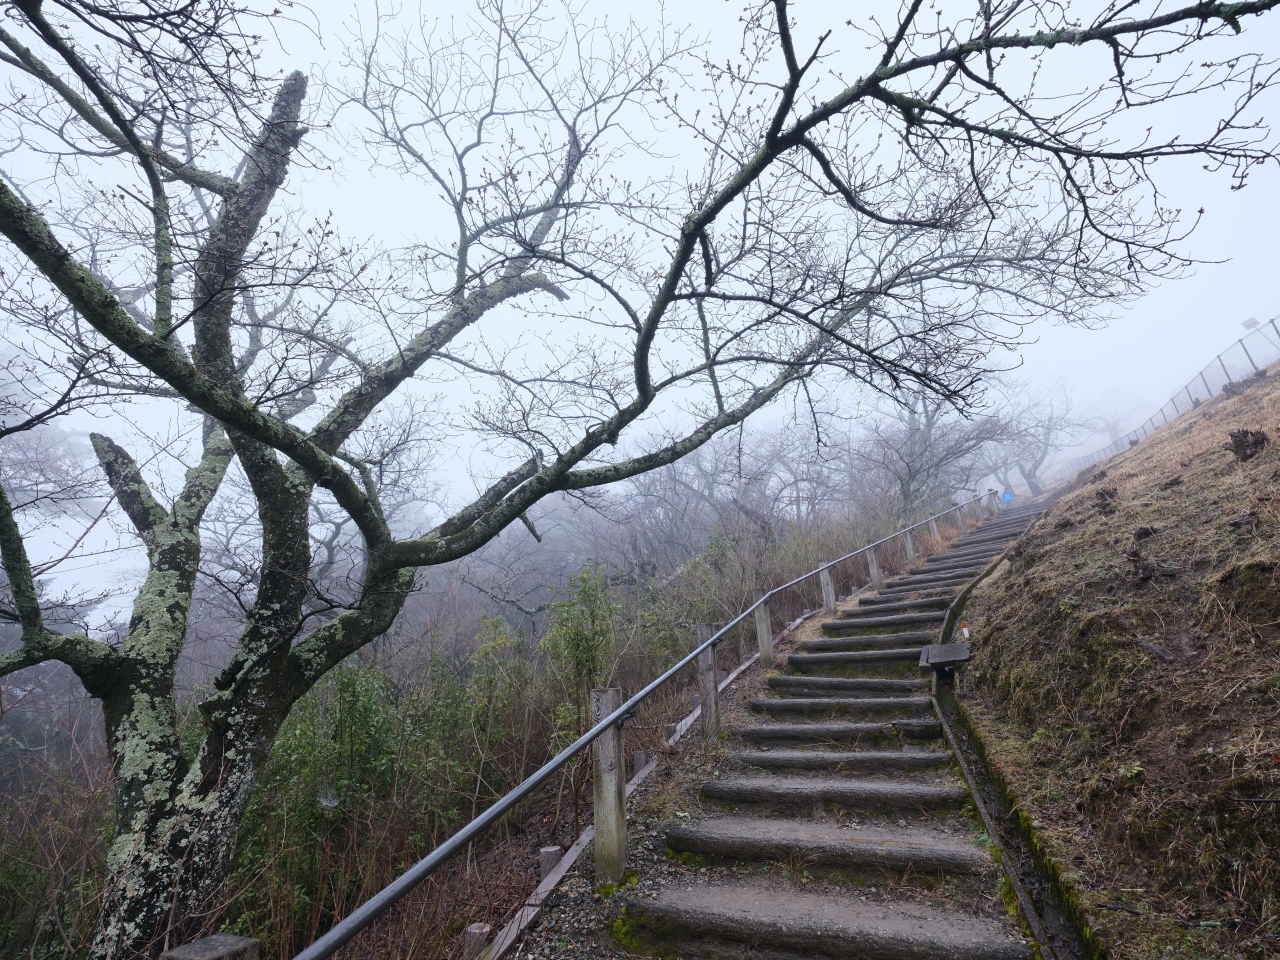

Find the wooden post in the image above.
[
  {"left": 866, "top": 548, "right": 883, "bottom": 590},
  {"left": 161, "top": 936, "right": 258, "bottom": 960},
  {"left": 591, "top": 687, "right": 626, "bottom": 886},
  {"left": 754, "top": 593, "right": 774, "bottom": 667},
  {"left": 819, "top": 564, "right": 836, "bottom": 616},
  {"left": 928, "top": 517, "right": 940, "bottom": 540},
  {"left": 464, "top": 923, "right": 491, "bottom": 960},
  {"left": 695, "top": 625, "right": 719, "bottom": 743},
  {"left": 904, "top": 530, "right": 916, "bottom": 565},
  {"left": 988, "top": 490, "right": 999, "bottom": 514},
  {"left": 540, "top": 846, "right": 562, "bottom": 881}
]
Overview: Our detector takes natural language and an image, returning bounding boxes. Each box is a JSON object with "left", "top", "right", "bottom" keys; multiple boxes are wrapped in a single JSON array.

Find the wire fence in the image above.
[{"left": 1047, "top": 316, "right": 1280, "bottom": 482}]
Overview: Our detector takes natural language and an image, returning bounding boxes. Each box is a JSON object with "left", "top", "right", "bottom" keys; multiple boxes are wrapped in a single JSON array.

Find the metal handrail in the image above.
[{"left": 290, "top": 494, "right": 990, "bottom": 960}]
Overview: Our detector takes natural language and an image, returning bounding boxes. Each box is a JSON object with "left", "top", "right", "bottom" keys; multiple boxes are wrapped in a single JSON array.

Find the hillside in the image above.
[{"left": 964, "top": 371, "right": 1280, "bottom": 959}]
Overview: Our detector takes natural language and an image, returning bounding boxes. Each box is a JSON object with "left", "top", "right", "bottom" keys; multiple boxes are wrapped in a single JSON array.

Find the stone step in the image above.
[
  {"left": 870, "top": 587, "right": 962, "bottom": 603},
  {"left": 701, "top": 776, "right": 969, "bottom": 814},
  {"left": 665, "top": 817, "right": 993, "bottom": 874},
  {"left": 737, "top": 719, "right": 942, "bottom": 746},
  {"left": 735, "top": 748, "right": 952, "bottom": 774},
  {"left": 750, "top": 696, "right": 933, "bottom": 720},
  {"left": 893, "top": 562, "right": 985, "bottom": 578},
  {"left": 853, "top": 595, "right": 953, "bottom": 612},
  {"left": 884, "top": 570, "right": 972, "bottom": 585},
  {"left": 767, "top": 677, "right": 926, "bottom": 697},
  {"left": 924, "top": 547, "right": 1003, "bottom": 566},
  {"left": 799, "top": 634, "right": 931, "bottom": 654},
  {"left": 873, "top": 588, "right": 963, "bottom": 603},
  {"left": 956, "top": 520, "right": 1028, "bottom": 537},
  {"left": 927, "top": 542, "right": 1009, "bottom": 560},
  {"left": 954, "top": 525, "right": 1024, "bottom": 543},
  {"left": 789, "top": 649, "right": 926, "bottom": 674},
  {"left": 874, "top": 582, "right": 966, "bottom": 599},
  {"left": 627, "top": 882, "right": 1031, "bottom": 960},
  {"left": 821, "top": 612, "right": 945, "bottom": 635}
]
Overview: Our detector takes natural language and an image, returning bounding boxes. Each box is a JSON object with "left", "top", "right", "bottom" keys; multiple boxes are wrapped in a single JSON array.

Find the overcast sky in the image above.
[
  {"left": 270, "top": 0, "right": 1280, "bottom": 443},
  {"left": 9, "top": 0, "right": 1280, "bottom": 617}
]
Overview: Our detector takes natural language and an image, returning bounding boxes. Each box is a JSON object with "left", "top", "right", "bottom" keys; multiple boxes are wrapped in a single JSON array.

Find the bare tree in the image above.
[
  {"left": 0, "top": 0, "right": 1278, "bottom": 954},
  {"left": 850, "top": 386, "right": 1015, "bottom": 518},
  {"left": 985, "top": 380, "right": 1087, "bottom": 495}
]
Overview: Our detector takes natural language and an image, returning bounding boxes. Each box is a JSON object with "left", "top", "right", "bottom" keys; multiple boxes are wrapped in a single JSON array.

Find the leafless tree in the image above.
[
  {"left": 984, "top": 379, "right": 1088, "bottom": 495},
  {"left": 850, "top": 386, "right": 1016, "bottom": 518},
  {"left": 0, "top": 0, "right": 1278, "bottom": 954}
]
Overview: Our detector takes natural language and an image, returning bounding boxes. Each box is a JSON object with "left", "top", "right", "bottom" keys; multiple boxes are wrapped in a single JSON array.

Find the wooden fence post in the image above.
[
  {"left": 928, "top": 517, "right": 940, "bottom": 540},
  {"left": 903, "top": 530, "right": 916, "bottom": 565},
  {"left": 695, "top": 625, "right": 719, "bottom": 743},
  {"left": 160, "top": 936, "right": 259, "bottom": 960},
  {"left": 819, "top": 564, "right": 836, "bottom": 616},
  {"left": 591, "top": 687, "right": 626, "bottom": 887},
  {"left": 754, "top": 593, "right": 774, "bottom": 667},
  {"left": 866, "top": 549, "right": 883, "bottom": 591}
]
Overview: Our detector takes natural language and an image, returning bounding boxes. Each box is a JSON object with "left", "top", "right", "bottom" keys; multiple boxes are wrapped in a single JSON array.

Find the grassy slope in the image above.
[{"left": 964, "top": 372, "right": 1280, "bottom": 960}]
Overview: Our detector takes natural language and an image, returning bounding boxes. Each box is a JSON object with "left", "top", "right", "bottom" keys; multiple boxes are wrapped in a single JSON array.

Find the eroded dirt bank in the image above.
[{"left": 964, "top": 372, "right": 1280, "bottom": 959}]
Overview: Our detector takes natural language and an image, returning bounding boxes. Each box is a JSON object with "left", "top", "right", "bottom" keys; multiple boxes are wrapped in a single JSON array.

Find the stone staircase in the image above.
[{"left": 627, "top": 505, "right": 1045, "bottom": 959}]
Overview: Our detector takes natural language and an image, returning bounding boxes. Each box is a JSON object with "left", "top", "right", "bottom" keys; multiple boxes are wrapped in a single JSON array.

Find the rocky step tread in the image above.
[
  {"left": 924, "top": 546, "right": 1005, "bottom": 563},
  {"left": 702, "top": 776, "right": 968, "bottom": 813},
  {"left": 821, "top": 612, "right": 945, "bottom": 634},
  {"left": 750, "top": 697, "right": 933, "bottom": 719},
  {"left": 736, "top": 719, "right": 942, "bottom": 745},
  {"left": 665, "top": 817, "right": 992, "bottom": 874},
  {"left": 852, "top": 596, "right": 953, "bottom": 613},
  {"left": 797, "top": 634, "right": 934, "bottom": 654},
  {"left": 789, "top": 649, "right": 926, "bottom": 671},
  {"left": 884, "top": 566, "right": 982, "bottom": 582},
  {"left": 767, "top": 676, "right": 926, "bottom": 695},
  {"left": 626, "top": 881, "right": 1031, "bottom": 960},
  {"left": 865, "top": 582, "right": 963, "bottom": 597},
  {"left": 953, "top": 525, "right": 1025, "bottom": 541},
  {"left": 735, "top": 748, "right": 952, "bottom": 773}
]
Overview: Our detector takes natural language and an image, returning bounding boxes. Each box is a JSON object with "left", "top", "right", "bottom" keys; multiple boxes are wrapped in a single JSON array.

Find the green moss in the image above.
[
  {"left": 610, "top": 907, "right": 642, "bottom": 950},
  {"left": 665, "top": 849, "right": 707, "bottom": 868},
  {"left": 595, "top": 871, "right": 639, "bottom": 897},
  {"left": 957, "top": 700, "right": 1108, "bottom": 960}
]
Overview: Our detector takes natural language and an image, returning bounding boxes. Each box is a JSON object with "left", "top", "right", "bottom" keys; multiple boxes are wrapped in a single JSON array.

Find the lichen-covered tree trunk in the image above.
[{"left": 92, "top": 713, "right": 271, "bottom": 958}]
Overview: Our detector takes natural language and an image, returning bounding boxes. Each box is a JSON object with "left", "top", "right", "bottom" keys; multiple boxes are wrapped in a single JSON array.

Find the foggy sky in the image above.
[{"left": 274, "top": 0, "right": 1280, "bottom": 447}]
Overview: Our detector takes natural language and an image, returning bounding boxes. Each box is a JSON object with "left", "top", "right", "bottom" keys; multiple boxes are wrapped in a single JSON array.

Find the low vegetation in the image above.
[
  {"left": 965, "top": 371, "right": 1280, "bottom": 959},
  {"left": 1, "top": 481, "right": 925, "bottom": 959}
]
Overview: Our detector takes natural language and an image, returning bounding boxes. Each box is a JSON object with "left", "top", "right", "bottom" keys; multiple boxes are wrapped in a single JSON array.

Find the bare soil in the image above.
[{"left": 962, "top": 370, "right": 1280, "bottom": 960}]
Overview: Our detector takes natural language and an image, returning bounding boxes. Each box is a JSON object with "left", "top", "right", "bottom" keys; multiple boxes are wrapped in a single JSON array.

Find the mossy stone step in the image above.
[
  {"left": 701, "top": 776, "right": 969, "bottom": 814},
  {"left": 821, "top": 612, "right": 945, "bottom": 635},
  {"left": 665, "top": 817, "right": 992, "bottom": 874},
  {"left": 625, "top": 881, "right": 1031, "bottom": 960},
  {"left": 749, "top": 696, "right": 932, "bottom": 720},
  {"left": 734, "top": 748, "right": 952, "bottom": 773},
  {"left": 736, "top": 719, "right": 942, "bottom": 746},
  {"left": 767, "top": 675, "right": 926, "bottom": 696},
  {"left": 851, "top": 595, "right": 953, "bottom": 613}
]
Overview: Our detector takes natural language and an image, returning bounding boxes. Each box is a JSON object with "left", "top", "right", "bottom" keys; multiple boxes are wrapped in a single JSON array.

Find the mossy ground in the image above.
[{"left": 964, "top": 370, "right": 1280, "bottom": 959}]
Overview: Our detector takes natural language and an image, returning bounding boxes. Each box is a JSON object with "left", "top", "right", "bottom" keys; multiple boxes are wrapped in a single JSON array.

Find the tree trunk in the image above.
[
  {"left": 1017, "top": 463, "right": 1044, "bottom": 497},
  {"left": 92, "top": 722, "right": 269, "bottom": 959}
]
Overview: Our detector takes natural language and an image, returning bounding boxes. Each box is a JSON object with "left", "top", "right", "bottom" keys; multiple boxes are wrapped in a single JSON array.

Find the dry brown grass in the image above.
[{"left": 964, "top": 369, "right": 1280, "bottom": 960}]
